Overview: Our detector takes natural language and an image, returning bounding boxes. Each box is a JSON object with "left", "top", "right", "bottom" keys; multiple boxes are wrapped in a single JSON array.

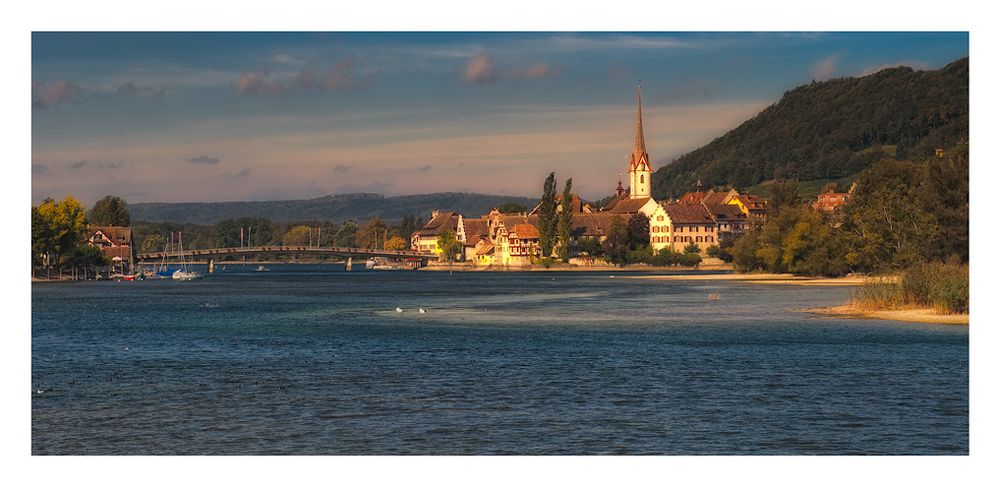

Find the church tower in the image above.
[{"left": 628, "top": 83, "right": 652, "bottom": 199}]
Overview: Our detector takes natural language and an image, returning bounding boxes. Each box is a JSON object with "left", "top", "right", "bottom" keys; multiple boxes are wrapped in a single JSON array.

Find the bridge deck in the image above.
[{"left": 136, "top": 245, "right": 437, "bottom": 261}]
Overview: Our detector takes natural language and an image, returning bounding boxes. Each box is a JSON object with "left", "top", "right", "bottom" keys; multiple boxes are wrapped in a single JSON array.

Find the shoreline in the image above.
[
  {"left": 801, "top": 304, "right": 969, "bottom": 325},
  {"left": 626, "top": 272, "right": 871, "bottom": 286}
]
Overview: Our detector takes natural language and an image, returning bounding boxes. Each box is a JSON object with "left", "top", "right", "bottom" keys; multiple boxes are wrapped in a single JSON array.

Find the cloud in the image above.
[
  {"left": 224, "top": 168, "right": 252, "bottom": 179},
  {"left": 235, "top": 71, "right": 286, "bottom": 95},
  {"left": 462, "top": 53, "right": 499, "bottom": 84},
  {"left": 811, "top": 55, "right": 839, "bottom": 81},
  {"left": 463, "top": 53, "right": 559, "bottom": 84},
  {"left": 414, "top": 165, "right": 433, "bottom": 172},
  {"left": 859, "top": 60, "right": 932, "bottom": 76},
  {"left": 332, "top": 164, "right": 353, "bottom": 174},
  {"left": 32, "top": 80, "right": 82, "bottom": 109},
  {"left": 68, "top": 160, "right": 89, "bottom": 170},
  {"left": 510, "top": 64, "right": 558, "bottom": 79},
  {"left": 32, "top": 164, "right": 49, "bottom": 175},
  {"left": 237, "top": 56, "right": 377, "bottom": 96},
  {"left": 116, "top": 82, "right": 166, "bottom": 98},
  {"left": 187, "top": 155, "right": 221, "bottom": 165},
  {"left": 95, "top": 161, "right": 123, "bottom": 169}
]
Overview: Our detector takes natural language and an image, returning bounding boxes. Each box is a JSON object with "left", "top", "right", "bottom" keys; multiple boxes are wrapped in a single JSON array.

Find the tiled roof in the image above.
[
  {"left": 416, "top": 212, "right": 459, "bottom": 236},
  {"left": 568, "top": 213, "right": 625, "bottom": 238},
  {"left": 662, "top": 202, "right": 715, "bottom": 224},
  {"left": 476, "top": 242, "right": 495, "bottom": 255},
  {"left": 702, "top": 191, "right": 733, "bottom": 205},
  {"left": 462, "top": 218, "right": 488, "bottom": 245},
  {"left": 511, "top": 223, "right": 540, "bottom": 238},
  {"left": 604, "top": 196, "right": 652, "bottom": 214},
  {"left": 678, "top": 191, "right": 707, "bottom": 205},
  {"left": 703, "top": 203, "right": 746, "bottom": 221},
  {"left": 736, "top": 194, "right": 767, "bottom": 210},
  {"left": 88, "top": 226, "right": 133, "bottom": 246}
]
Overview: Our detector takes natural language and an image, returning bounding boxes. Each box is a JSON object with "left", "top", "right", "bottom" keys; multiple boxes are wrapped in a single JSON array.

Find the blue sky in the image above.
[{"left": 31, "top": 32, "right": 968, "bottom": 204}]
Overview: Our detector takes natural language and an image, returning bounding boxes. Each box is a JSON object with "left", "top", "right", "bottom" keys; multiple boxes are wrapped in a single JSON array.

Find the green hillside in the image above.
[{"left": 651, "top": 57, "right": 968, "bottom": 199}]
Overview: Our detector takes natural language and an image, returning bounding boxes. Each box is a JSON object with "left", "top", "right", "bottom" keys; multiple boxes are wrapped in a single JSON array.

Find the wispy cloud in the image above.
[
  {"left": 859, "top": 60, "right": 932, "bottom": 76},
  {"left": 333, "top": 164, "right": 353, "bottom": 174},
  {"left": 462, "top": 53, "right": 557, "bottom": 84},
  {"left": 32, "top": 80, "right": 82, "bottom": 109},
  {"left": 462, "top": 53, "right": 499, "bottom": 84},
  {"left": 187, "top": 155, "right": 221, "bottom": 165},
  {"left": 236, "top": 56, "right": 378, "bottom": 96},
  {"left": 811, "top": 54, "right": 839, "bottom": 81},
  {"left": 32, "top": 164, "right": 49, "bottom": 175},
  {"left": 116, "top": 82, "right": 166, "bottom": 98},
  {"left": 68, "top": 160, "right": 89, "bottom": 170},
  {"left": 224, "top": 168, "right": 252, "bottom": 179},
  {"left": 414, "top": 165, "right": 434, "bottom": 172}
]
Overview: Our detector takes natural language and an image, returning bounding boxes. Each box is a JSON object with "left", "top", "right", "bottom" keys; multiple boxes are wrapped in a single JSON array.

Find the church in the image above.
[{"left": 601, "top": 84, "right": 660, "bottom": 218}]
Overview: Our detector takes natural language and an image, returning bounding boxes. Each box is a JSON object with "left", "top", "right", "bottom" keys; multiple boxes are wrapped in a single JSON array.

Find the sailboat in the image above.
[
  {"left": 155, "top": 232, "right": 179, "bottom": 278},
  {"left": 172, "top": 231, "right": 202, "bottom": 281}
]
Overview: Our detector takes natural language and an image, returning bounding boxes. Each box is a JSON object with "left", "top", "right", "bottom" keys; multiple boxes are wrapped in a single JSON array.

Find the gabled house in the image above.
[
  {"left": 86, "top": 226, "right": 134, "bottom": 274},
  {"left": 411, "top": 210, "right": 461, "bottom": 255}
]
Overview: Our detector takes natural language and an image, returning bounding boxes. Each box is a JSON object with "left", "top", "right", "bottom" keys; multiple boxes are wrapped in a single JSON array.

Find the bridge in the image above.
[{"left": 136, "top": 245, "right": 439, "bottom": 271}]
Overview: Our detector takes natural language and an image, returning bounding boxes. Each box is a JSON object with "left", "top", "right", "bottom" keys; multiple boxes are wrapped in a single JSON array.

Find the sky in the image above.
[{"left": 31, "top": 32, "right": 969, "bottom": 205}]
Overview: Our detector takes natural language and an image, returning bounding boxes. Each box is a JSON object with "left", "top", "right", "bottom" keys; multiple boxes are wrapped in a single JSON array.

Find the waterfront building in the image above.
[
  {"left": 411, "top": 210, "right": 461, "bottom": 254},
  {"left": 86, "top": 226, "right": 134, "bottom": 274},
  {"left": 649, "top": 202, "right": 719, "bottom": 254}
]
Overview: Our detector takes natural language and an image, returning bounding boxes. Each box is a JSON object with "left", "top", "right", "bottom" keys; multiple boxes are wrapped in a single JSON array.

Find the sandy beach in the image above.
[{"left": 802, "top": 304, "right": 969, "bottom": 325}]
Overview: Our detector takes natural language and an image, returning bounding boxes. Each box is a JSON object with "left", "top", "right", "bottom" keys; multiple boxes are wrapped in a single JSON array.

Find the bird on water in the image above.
[{"left": 395, "top": 307, "right": 403, "bottom": 313}]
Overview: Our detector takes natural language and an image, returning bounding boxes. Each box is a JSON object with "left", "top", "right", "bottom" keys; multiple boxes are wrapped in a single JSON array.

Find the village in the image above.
[
  {"left": 60, "top": 85, "right": 858, "bottom": 276},
  {"left": 409, "top": 86, "right": 851, "bottom": 269}
]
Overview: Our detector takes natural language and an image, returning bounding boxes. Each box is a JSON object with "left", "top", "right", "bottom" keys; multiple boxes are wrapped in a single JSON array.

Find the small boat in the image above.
[
  {"left": 256, "top": 265, "right": 270, "bottom": 272},
  {"left": 365, "top": 259, "right": 377, "bottom": 270},
  {"left": 171, "top": 232, "right": 201, "bottom": 280},
  {"left": 172, "top": 269, "right": 201, "bottom": 281}
]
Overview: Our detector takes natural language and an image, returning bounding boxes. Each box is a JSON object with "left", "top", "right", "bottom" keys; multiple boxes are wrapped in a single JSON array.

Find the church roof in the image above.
[
  {"left": 604, "top": 196, "right": 652, "bottom": 214},
  {"left": 630, "top": 84, "right": 648, "bottom": 171}
]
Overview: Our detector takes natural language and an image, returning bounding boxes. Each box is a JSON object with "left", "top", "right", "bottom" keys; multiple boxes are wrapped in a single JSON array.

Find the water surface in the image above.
[{"left": 32, "top": 266, "right": 968, "bottom": 454}]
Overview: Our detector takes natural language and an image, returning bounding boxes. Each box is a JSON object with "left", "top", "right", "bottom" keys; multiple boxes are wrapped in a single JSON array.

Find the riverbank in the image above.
[
  {"left": 420, "top": 257, "right": 732, "bottom": 272},
  {"left": 803, "top": 304, "right": 969, "bottom": 325},
  {"left": 627, "top": 273, "right": 871, "bottom": 286}
]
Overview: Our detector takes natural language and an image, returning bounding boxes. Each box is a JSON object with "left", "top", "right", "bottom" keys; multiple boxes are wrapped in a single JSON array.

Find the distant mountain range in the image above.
[
  {"left": 651, "top": 57, "right": 968, "bottom": 199},
  {"left": 130, "top": 192, "right": 538, "bottom": 224}
]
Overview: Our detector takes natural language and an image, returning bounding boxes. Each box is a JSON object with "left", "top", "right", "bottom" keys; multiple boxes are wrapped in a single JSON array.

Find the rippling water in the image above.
[{"left": 31, "top": 265, "right": 968, "bottom": 454}]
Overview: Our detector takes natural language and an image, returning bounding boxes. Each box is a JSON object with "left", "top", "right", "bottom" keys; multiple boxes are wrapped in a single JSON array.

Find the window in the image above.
[
  {"left": 640, "top": 175, "right": 644, "bottom": 183},
  {"left": 689, "top": 226, "right": 695, "bottom": 232},
  {"left": 657, "top": 215, "right": 664, "bottom": 221},
  {"left": 696, "top": 236, "right": 703, "bottom": 242},
  {"left": 708, "top": 236, "right": 714, "bottom": 242}
]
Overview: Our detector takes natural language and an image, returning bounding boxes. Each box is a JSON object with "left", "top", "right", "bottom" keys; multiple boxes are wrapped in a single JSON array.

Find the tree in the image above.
[
  {"left": 88, "top": 195, "right": 131, "bottom": 226},
  {"left": 357, "top": 217, "right": 388, "bottom": 249},
  {"left": 436, "top": 230, "right": 462, "bottom": 262},
  {"left": 627, "top": 213, "right": 649, "bottom": 250},
  {"left": 499, "top": 202, "right": 527, "bottom": 214},
  {"left": 538, "top": 173, "right": 558, "bottom": 257},
  {"left": 683, "top": 242, "right": 701, "bottom": 254},
  {"left": 334, "top": 220, "right": 359, "bottom": 247},
  {"left": 769, "top": 179, "right": 801, "bottom": 214},
  {"left": 603, "top": 216, "right": 629, "bottom": 266},
  {"left": 31, "top": 205, "right": 54, "bottom": 267},
  {"left": 706, "top": 245, "right": 720, "bottom": 258},
  {"left": 282, "top": 225, "right": 313, "bottom": 246},
  {"left": 557, "top": 178, "right": 574, "bottom": 260},
  {"left": 384, "top": 236, "right": 407, "bottom": 250},
  {"left": 140, "top": 234, "right": 166, "bottom": 252},
  {"left": 841, "top": 159, "right": 938, "bottom": 271},
  {"left": 398, "top": 214, "right": 422, "bottom": 243},
  {"left": 36, "top": 195, "right": 88, "bottom": 268}
]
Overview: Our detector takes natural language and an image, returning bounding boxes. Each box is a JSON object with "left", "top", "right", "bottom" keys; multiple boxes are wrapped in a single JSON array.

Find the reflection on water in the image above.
[{"left": 32, "top": 266, "right": 968, "bottom": 454}]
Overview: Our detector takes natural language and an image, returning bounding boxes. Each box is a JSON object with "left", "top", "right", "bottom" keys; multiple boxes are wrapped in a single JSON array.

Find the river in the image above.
[{"left": 31, "top": 265, "right": 968, "bottom": 454}]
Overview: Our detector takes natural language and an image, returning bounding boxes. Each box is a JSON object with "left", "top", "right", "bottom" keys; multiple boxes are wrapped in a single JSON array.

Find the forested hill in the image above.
[
  {"left": 130, "top": 192, "right": 538, "bottom": 224},
  {"left": 651, "top": 57, "right": 968, "bottom": 199}
]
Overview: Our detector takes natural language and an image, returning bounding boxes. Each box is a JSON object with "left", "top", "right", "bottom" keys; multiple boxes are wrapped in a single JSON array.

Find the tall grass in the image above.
[{"left": 854, "top": 263, "right": 969, "bottom": 314}]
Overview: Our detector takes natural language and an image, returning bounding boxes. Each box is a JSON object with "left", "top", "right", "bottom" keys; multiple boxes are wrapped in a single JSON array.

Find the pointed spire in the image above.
[{"left": 633, "top": 82, "right": 646, "bottom": 160}]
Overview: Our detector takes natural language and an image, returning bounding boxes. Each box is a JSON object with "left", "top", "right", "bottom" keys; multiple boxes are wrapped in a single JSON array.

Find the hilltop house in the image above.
[{"left": 86, "top": 226, "right": 134, "bottom": 274}]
